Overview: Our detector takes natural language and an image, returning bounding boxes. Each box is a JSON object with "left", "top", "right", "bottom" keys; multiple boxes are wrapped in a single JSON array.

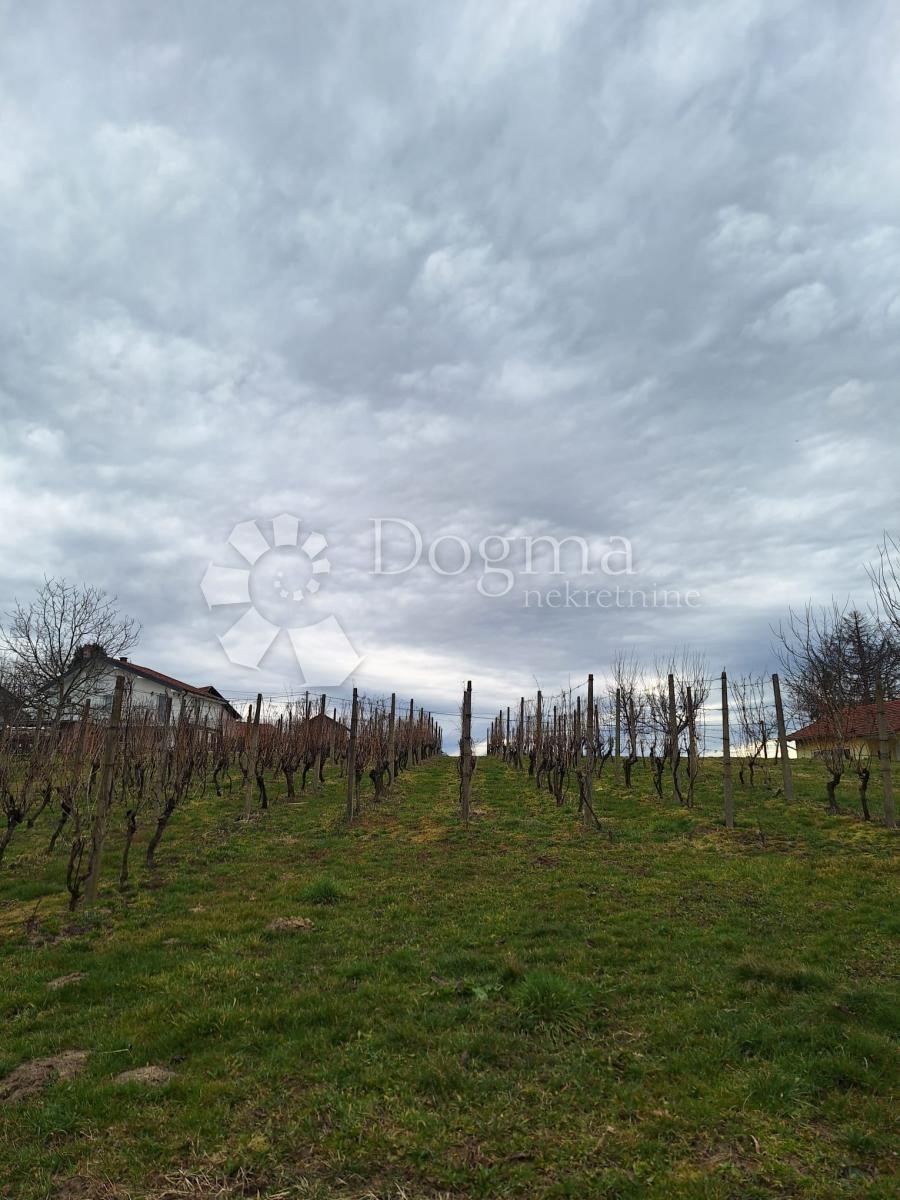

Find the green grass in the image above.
[{"left": 0, "top": 756, "right": 897, "bottom": 1199}]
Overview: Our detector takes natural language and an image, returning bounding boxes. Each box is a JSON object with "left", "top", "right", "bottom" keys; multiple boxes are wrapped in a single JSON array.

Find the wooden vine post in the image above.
[
  {"left": 686, "top": 684, "right": 699, "bottom": 804},
  {"left": 583, "top": 673, "right": 595, "bottom": 827},
  {"left": 243, "top": 693, "right": 262, "bottom": 818},
  {"left": 387, "top": 692, "right": 396, "bottom": 786},
  {"left": 84, "top": 674, "right": 126, "bottom": 903},
  {"left": 771, "top": 673, "right": 794, "bottom": 802},
  {"left": 667, "top": 672, "right": 681, "bottom": 803},
  {"left": 316, "top": 693, "right": 327, "bottom": 783},
  {"left": 534, "top": 690, "right": 543, "bottom": 782},
  {"left": 615, "top": 686, "right": 622, "bottom": 777},
  {"left": 875, "top": 681, "right": 897, "bottom": 829},
  {"left": 574, "top": 694, "right": 581, "bottom": 778},
  {"left": 346, "top": 687, "right": 359, "bottom": 820},
  {"left": 721, "top": 671, "right": 734, "bottom": 829},
  {"left": 459, "top": 680, "right": 474, "bottom": 825}
]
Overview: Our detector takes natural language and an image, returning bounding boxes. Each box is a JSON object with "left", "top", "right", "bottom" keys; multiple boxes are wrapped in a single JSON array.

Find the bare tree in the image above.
[
  {"left": 867, "top": 533, "right": 900, "bottom": 642},
  {"left": 730, "top": 675, "right": 772, "bottom": 788},
  {"left": 773, "top": 602, "right": 856, "bottom": 812},
  {"left": 0, "top": 722, "right": 57, "bottom": 865},
  {"left": 1, "top": 578, "right": 139, "bottom": 724},
  {"left": 145, "top": 699, "right": 204, "bottom": 869},
  {"left": 841, "top": 607, "right": 900, "bottom": 703},
  {"left": 644, "top": 654, "right": 709, "bottom": 805},
  {"left": 611, "top": 653, "right": 646, "bottom": 788}
]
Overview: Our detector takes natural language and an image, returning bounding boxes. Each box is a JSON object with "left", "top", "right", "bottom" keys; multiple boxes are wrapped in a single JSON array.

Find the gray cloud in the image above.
[{"left": 2, "top": 0, "right": 899, "bottom": 744}]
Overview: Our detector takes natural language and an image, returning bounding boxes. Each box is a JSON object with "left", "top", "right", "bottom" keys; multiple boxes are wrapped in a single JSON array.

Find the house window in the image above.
[{"left": 157, "top": 693, "right": 169, "bottom": 721}]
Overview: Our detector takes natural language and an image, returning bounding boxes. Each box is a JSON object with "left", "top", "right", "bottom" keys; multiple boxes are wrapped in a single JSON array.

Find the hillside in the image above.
[{"left": 0, "top": 757, "right": 897, "bottom": 1199}]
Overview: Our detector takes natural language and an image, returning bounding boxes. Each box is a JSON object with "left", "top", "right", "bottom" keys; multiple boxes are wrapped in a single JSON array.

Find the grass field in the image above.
[{"left": 0, "top": 755, "right": 897, "bottom": 1199}]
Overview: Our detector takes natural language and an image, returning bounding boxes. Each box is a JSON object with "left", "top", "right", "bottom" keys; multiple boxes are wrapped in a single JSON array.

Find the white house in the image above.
[{"left": 67, "top": 646, "right": 241, "bottom": 726}]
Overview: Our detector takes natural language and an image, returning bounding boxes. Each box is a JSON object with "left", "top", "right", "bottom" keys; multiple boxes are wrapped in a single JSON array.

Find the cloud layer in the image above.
[{"left": 2, "top": 0, "right": 899, "bottom": 742}]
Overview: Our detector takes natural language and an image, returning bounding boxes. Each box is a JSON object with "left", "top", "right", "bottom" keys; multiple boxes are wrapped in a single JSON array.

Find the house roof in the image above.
[
  {"left": 98, "top": 656, "right": 242, "bottom": 720},
  {"left": 790, "top": 699, "right": 900, "bottom": 743},
  {"left": 307, "top": 711, "right": 348, "bottom": 729}
]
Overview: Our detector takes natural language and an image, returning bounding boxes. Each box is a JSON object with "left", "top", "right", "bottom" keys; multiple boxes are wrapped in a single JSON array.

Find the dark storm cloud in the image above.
[{"left": 2, "top": 0, "right": 899, "bottom": 743}]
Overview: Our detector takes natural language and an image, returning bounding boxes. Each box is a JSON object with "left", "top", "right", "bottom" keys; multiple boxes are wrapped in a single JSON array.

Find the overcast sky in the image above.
[{"left": 2, "top": 0, "right": 899, "bottom": 745}]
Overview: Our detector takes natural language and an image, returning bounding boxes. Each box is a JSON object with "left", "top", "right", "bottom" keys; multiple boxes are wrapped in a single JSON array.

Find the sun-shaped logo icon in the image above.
[{"left": 200, "top": 514, "right": 361, "bottom": 685}]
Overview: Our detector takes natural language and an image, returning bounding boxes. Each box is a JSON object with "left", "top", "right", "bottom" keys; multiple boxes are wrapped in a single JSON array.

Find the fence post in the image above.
[
  {"left": 346, "top": 687, "right": 359, "bottom": 820},
  {"left": 574, "top": 694, "right": 581, "bottom": 774},
  {"left": 534, "top": 690, "right": 543, "bottom": 783},
  {"left": 155, "top": 691, "right": 173, "bottom": 814},
  {"left": 387, "top": 692, "right": 396, "bottom": 785},
  {"left": 583, "top": 674, "right": 595, "bottom": 826},
  {"left": 686, "top": 684, "right": 698, "bottom": 803},
  {"left": 875, "top": 681, "right": 896, "bottom": 829},
  {"left": 667, "top": 672, "right": 682, "bottom": 802},
  {"left": 243, "top": 693, "right": 262, "bottom": 818},
  {"left": 459, "top": 681, "right": 473, "bottom": 825},
  {"left": 721, "top": 671, "right": 734, "bottom": 829},
  {"left": 517, "top": 697, "right": 525, "bottom": 767},
  {"left": 84, "top": 675, "right": 126, "bottom": 903},
  {"left": 772, "top": 673, "right": 794, "bottom": 802}
]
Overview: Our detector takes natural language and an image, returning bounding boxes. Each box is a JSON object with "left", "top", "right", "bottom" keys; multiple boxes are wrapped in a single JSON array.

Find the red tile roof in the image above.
[
  {"left": 102, "top": 657, "right": 240, "bottom": 718},
  {"left": 790, "top": 699, "right": 900, "bottom": 742}
]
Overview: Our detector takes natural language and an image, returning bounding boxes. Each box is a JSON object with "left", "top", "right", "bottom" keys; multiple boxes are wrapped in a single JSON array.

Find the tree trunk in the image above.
[
  {"left": 825, "top": 771, "right": 841, "bottom": 814},
  {"left": 858, "top": 768, "right": 871, "bottom": 821},
  {"left": 651, "top": 756, "right": 665, "bottom": 798},
  {"left": 146, "top": 803, "right": 176, "bottom": 869},
  {"left": 119, "top": 810, "right": 137, "bottom": 889},
  {"left": 0, "top": 813, "right": 22, "bottom": 867},
  {"left": 27, "top": 783, "right": 54, "bottom": 829},
  {"left": 369, "top": 765, "right": 388, "bottom": 802},
  {"left": 47, "top": 803, "right": 71, "bottom": 854}
]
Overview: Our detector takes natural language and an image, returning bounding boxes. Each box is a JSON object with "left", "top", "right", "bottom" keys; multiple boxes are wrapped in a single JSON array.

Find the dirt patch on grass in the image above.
[
  {"left": 532, "top": 854, "right": 560, "bottom": 869},
  {"left": 53, "top": 1177, "right": 126, "bottom": 1199},
  {"left": 0, "top": 1050, "right": 88, "bottom": 1103},
  {"left": 114, "top": 1065, "right": 175, "bottom": 1087},
  {"left": 267, "top": 916, "right": 314, "bottom": 932},
  {"left": 48, "top": 972, "right": 86, "bottom": 990},
  {"left": 24, "top": 915, "right": 104, "bottom": 946},
  {"left": 410, "top": 824, "right": 450, "bottom": 844}
]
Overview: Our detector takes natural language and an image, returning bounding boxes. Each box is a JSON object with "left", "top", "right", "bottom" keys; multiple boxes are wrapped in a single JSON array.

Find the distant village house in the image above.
[
  {"left": 790, "top": 700, "right": 900, "bottom": 761},
  {"left": 67, "top": 645, "right": 241, "bottom": 726}
]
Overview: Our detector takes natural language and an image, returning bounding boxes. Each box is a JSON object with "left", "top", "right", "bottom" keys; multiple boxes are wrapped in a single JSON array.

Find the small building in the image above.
[
  {"left": 66, "top": 647, "right": 241, "bottom": 726},
  {"left": 790, "top": 700, "right": 900, "bottom": 761}
]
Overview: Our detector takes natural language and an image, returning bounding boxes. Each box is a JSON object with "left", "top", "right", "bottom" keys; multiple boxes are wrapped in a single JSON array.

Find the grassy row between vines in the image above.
[{"left": 0, "top": 755, "right": 897, "bottom": 1199}]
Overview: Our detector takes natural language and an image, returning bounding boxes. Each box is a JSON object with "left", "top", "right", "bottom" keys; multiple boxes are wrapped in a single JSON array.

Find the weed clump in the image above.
[
  {"left": 300, "top": 878, "right": 347, "bottom": 905},
  {"left": 512, "top": 969, "right": 593, "bottom": 1034}
]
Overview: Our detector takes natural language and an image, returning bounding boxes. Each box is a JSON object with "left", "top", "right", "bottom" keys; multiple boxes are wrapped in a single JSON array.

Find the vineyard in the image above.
[
  {"left": 0, "top": 664, "right": 897, "bottom": 1199},
  {"left": 0, "top": 681, "right": 443, "bottom": 911},
  {"left": 471, "top": 658, "right": 897, "bottom": 832}
]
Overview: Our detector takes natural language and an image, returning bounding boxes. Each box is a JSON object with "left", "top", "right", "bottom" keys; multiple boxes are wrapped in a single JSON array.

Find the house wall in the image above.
[
  {"left": 86, "top": 665, "right": 229, "bottom": 727},
  {"left": 794, "top": 735, "right": 900, "bottom": 761}
]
